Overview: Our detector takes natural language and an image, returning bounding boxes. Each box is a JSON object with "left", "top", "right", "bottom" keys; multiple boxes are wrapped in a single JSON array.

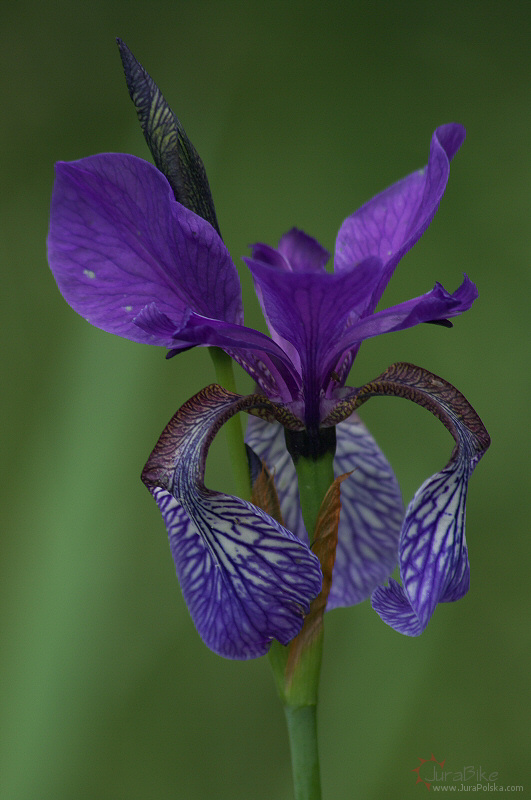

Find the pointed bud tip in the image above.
[{"left": 115, "top": 37, "right": 127, "bottom": 56}]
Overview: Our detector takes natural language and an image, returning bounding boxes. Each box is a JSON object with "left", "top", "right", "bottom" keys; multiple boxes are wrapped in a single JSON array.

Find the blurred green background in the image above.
[{"left": 2, "top": 1, "right": 529, "bottom": 798}]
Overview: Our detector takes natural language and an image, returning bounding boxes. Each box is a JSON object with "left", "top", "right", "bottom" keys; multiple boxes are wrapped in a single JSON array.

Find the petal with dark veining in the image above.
[
  {"left": 142, "top": 385, "right": 322, "bottom": 659},
  {"left": 47, "top": 153, "right": 242, "bottom": 345},
  {"left": 323, "top": 362, "right": 489, "bottom": 635}
]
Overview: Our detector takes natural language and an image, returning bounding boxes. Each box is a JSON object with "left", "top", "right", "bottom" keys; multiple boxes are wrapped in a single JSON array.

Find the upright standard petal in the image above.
[
  {"left": 334, "top": 124, "right": 466, "bottom": 313},
  {"left": 47, "top": 154, "right": 243, "bottom": 344},
  {"left": 325, "top": 362, "right": 490, "bottom": 635},
  {"left": 245, "top": 413, "right": 404, "bottom": 607},
  {"left": 141, "top": 385, "right": 322, "bottom": 659},
  {"left": 277, "top": 229, "right": 330, "bottom": 273},
  {"left": 245, "top": 231, "right": 331, "bottom": 380}
]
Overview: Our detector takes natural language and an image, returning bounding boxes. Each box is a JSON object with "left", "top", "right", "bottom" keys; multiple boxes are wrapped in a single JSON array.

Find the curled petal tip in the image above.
[
  {"left": 335, "top": 123, "right": 467, "bottom": 312},
  {"left": 434, "top": 123, "right": 466, "bottom": 161}
]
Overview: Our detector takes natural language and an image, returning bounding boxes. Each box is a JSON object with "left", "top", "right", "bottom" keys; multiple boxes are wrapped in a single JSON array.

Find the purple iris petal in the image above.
[
  {"left": 328, "top": 275, "right": 478, "bottom": 363},
  {"left": 249, "top": 231, "right": 329, "bottom": 275},
  {"left": 277, "top": 228, "right": 330, "bottom": 273},
  {"left": 335, "top": 123, "right": 466, "bottom": 314},
  {"left": 247, "top": 231, "right": 331, "bottom": 376},
  {"left": 245, "top": 415, "right": 307, "bottom": 543},
  {"left": 327, "top": 413, "right": 404, "bottom": 608},
  {"left": 245, "top": 254, "right": 382, "bottom": 427},
  {"left": 175, "top": 312, "right": 302, "bottom": 398},
  {"left": 141, "top": 385, "right": 322, "bottom": 659},
  {"left": 372, "top": 450, "right": 471, "bottom": 636},
  {"left": 47, "top": 153, "right": 243, "bottom": 344},
  {"left": 133, "top": 302, "right": 190, "bottom": 347},
  {"left": 365, "top": 363, "right": 490, "bottom": 635},
  {"left": 246, "top": 255, "right": 382, "bottom": 350},
  {"left": 245, "top": 412, "right": 404, "bottom": 607}
]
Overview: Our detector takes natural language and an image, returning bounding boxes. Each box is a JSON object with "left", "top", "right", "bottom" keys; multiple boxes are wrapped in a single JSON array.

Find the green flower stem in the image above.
[
  {"left": 268, "top": 630, "right": 324, "bottom": 708},
  {"left": 269, "top": 635, "right": 323, "bottom": 800},
  {"left": 209, "top": 350, "right": 329, "bottom": 799},
  {"left": 292, "top": 450, "right": 335, "bottom": 546},
  {"left": 208, "top": 347, "right": 251, "bottom": 501},
  {"left": 284, "top": 705, "right": 321, "bottom": 800},
  {"left": 269, "top": 442, "right": 336, "bottom": 800}
]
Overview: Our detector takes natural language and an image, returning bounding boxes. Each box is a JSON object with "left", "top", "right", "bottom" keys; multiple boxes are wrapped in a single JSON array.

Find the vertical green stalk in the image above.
[
  {"left": 292, "top": 450, "right": 335, "bottom": 546},
  {"left": 268, "top": 431, "right": 337, "bottom": 800},
  {"left": 208, "top": 347, "right": 251, "bottom": 501},
  {"left": 284, "top": 705, "right": 321, "bottom": 800},
  {"left": 269, "top": 630, "right": 323, "bottom": 800}
]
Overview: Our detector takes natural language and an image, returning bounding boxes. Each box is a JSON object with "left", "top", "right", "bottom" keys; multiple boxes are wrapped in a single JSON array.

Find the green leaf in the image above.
[{"left": 117, "top": 39, "right": 221, "bottom": 235}]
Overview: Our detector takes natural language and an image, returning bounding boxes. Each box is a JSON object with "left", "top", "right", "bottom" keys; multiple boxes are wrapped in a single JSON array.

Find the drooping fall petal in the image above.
[
  {"left": 141, "top": 385, "right": 322, "bottom": 659},
  {"left": 327, "top": 413, "right": 404, "bottom": 608},
  {"left": 325, "top": 362, "right": 490, "bottom": 635}
]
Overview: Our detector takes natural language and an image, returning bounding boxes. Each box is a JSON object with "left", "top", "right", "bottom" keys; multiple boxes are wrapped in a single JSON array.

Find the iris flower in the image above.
[{"left": 47, "top": 41, "right": 489, "bottom": 659}]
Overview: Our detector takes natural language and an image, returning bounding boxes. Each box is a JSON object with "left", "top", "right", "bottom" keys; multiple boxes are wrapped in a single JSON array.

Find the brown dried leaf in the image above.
[
  {"left": 285, "top": 472, "right": 350, "bottom": 685},
  {"left": 250, "top": 463, "right": 284, "bottom": 525}
]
